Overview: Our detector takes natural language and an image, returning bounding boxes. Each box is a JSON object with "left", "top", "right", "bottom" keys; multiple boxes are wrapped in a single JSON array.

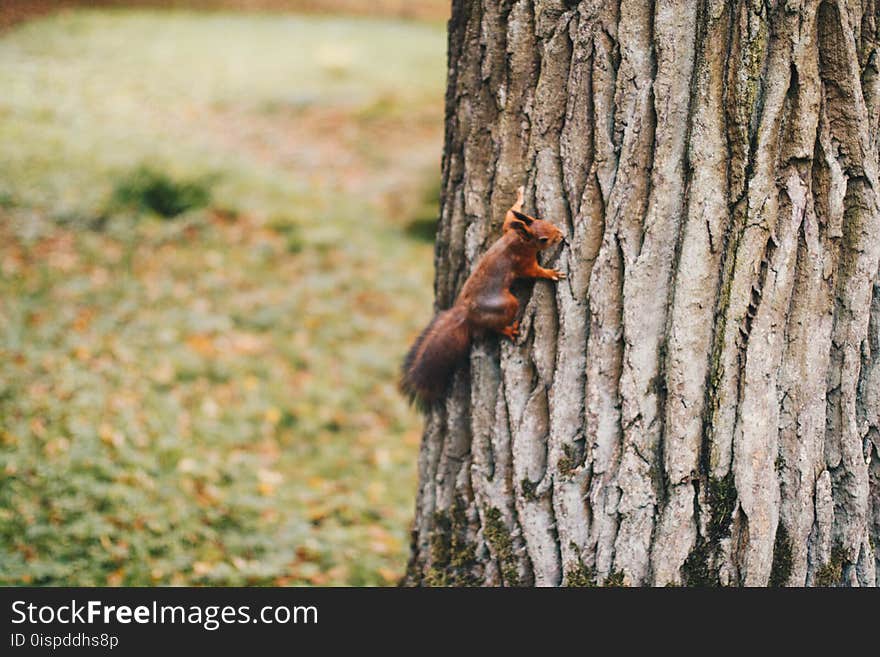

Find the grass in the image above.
[{"left": 0, "top": 9, "right": 445, "bottom": 585}]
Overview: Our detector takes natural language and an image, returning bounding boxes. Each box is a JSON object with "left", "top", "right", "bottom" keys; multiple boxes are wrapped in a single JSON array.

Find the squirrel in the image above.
[{"left": 400, "top": 187, "right": 565, "bottom": 408}]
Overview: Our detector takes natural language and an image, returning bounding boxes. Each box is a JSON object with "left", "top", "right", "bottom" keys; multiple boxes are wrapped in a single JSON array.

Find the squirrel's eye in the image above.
[{"left": 539, "top": 237, "right": 549, "bottom": 243}]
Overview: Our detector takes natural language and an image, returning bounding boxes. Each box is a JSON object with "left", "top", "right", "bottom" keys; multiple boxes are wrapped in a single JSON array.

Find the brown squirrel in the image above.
[{"left": 400, "top": 187, "right": 565, "bottom": 407}]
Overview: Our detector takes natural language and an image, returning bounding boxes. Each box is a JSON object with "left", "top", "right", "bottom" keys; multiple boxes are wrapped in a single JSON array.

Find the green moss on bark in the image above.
[
  {"left": 520, "top": 478, "right": 539, "bottom": 502},
  {"left": 814, "top": 545, "right": 846, "bottom": 587},
  {"left": 424, "top": 497, "right": 480, "bottom": 587},
  {"left": 768, "top": 523, "right": 793, "bottom": 587},
  {"left": 564, "top": 562, "right": 597, "bottom": 587},
  {"left": 682, "top": 473, "right": 737, "bottom": 586},
  {"left": 707, "top": 472, "right": 736, "bottom": 541},
  {"left": 603, "top": 570, "right": 626, "bottom": 587},
  {"left": 563, "top": 544, "right": 596, "bottom": 587},
  {"left": 483, "top": 506, "right": 521, "bottom": 586},
  {"left": 557, "top": 443, "right": 581, "bottom": 476},
  {"left": 682, "top": 538, "right": 715, "bottom": 586}
]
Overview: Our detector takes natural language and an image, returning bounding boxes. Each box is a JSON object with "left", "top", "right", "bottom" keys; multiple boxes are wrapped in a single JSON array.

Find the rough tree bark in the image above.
[{"left": 403, "top": 0, "right": 880, "bottom": 586}]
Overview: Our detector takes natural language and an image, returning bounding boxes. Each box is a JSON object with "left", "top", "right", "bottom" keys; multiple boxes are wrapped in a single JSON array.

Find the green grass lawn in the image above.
[{"left": 0, "top": 9, "right": 444, "bottom": 585}]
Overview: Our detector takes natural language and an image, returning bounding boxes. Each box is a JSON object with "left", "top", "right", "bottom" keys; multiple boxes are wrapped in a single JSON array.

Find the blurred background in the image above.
[{"left": 0, "top": 0, "right": 447, "bottom": 585}]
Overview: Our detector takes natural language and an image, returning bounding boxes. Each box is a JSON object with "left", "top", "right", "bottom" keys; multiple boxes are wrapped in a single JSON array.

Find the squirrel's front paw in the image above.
[{"left": 547, "top": 269, "right": 566, "bottom": 281}]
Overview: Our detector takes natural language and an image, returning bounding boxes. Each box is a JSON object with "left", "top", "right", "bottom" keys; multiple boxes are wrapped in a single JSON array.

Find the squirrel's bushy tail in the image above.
[{"left": 400, "top": 306, "right": 471, "bottom": 409}]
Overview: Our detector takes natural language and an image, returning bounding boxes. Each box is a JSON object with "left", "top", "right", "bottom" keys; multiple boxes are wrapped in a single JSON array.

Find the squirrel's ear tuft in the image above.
[{"left": 511, "top": 210, "right": 534, "bottom": 225}]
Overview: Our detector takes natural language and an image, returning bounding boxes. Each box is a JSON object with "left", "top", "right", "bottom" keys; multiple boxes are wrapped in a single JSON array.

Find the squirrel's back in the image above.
[{"left": 400, "top": 306, "right": 471, "bottom": 408}]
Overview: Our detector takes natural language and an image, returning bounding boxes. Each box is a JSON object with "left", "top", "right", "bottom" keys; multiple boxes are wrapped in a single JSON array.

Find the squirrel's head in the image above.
[{"left": 506, "top": 210, "right": 563, "bottom": 250}]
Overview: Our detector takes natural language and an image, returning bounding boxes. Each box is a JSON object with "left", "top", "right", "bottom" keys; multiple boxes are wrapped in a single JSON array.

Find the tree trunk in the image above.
[{"left": 404, "top": 0, "right": 880, "bottom": 586}]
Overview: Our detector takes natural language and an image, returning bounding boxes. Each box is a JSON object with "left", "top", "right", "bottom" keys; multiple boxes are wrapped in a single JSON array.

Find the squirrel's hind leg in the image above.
[
  {"left": 470, "top": 292, "right": 519, "bottom": 340},
  {"left": 499, "top": 320, "right": 519, "bottom": 339}
]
